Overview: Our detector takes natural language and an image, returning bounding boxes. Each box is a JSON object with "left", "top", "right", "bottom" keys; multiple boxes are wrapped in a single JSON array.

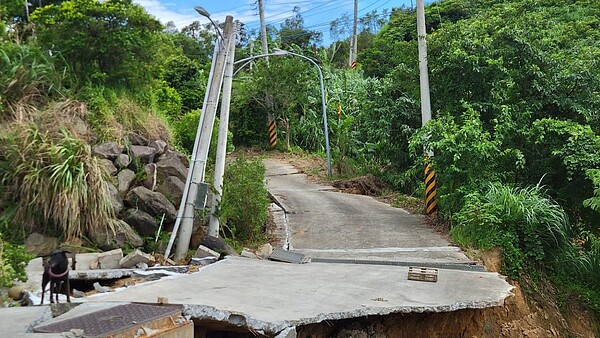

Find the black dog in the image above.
[{"left": 40, "top": 250, "right": 71, "bottom": 304}]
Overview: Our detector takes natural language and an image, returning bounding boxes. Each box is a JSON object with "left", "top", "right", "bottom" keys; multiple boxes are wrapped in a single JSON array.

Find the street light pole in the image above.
[
  {"left": 290, "top": 52, "right": 332, "bottom": 178},
  {"left": 164, "top": 31, "right": 221, "bottom": 260},
  {"left": 233, "top": 50, "right": 332, "bottom": 178},
  {"left": 208, "top": 23, "right": 239, "bottom": 237},
  {"left": 171, "top": 12, "right": 235, "bottom": 260}
]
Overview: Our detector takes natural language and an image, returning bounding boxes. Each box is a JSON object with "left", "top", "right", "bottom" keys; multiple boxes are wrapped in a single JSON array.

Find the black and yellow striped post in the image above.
[
  {"left": 425, "top": 158, "right": 437, "bottom": 215},
  {"left": 267, "top": 118, "right": 277, "bottom": 149}
]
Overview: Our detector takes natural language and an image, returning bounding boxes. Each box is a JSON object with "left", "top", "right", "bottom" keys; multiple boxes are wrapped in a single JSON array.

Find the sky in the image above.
[{"left": 133, "top": 0, "right": 417, "bottom": 45}]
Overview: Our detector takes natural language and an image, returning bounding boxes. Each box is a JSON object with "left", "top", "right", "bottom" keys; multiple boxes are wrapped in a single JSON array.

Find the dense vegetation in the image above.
[{"left": 0, "top": 0, "right": 599, "bottom": 317}]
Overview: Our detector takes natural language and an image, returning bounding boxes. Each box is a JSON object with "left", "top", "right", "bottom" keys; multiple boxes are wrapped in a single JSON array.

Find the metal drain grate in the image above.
[
  {"left": 33, "top": 303, "right": 181, "bottom": 337},
  {"left": 310, "top": 257, "right": 486, "bottom": 271},
  {"left": 269, "top": 248, "right": 310, "bottom": 264}
]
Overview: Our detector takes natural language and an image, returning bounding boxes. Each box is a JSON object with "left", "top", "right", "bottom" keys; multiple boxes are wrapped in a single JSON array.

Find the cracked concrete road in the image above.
[
  {"left": 2, "top": 158, "right": 513, "bottom": 337},
  {"left": 265, "top": 158, "right": 473, "bottom": 265}
]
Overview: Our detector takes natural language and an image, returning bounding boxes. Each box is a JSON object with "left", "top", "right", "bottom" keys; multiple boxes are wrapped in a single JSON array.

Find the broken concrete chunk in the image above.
[
  {"left": 71, "top": 289, "right": 85, "bottom": 298},
  {"left": 98, "top": 249, "right": 123, "bottom": 269},
  {"left": 119, "top": 249, "right": 156, "bottom": 268},
  {"left": 191, "top": 257, "right": 218, "bottom": 266},
  {"left": 256, "top": 243, "right": 273, "bottom": 259},
  {"left": 276, "top": 327, "right": 297, "bottom": 338},
  {"left": 194, "top": 245, "right": 220, "bottom": 259},
  {"left": 93, "top": 282, "right": 111, "bottom": 293},
  {"left": 135, "top": 262, "right": 149, "bottom": 269},
  {"left": 240, "top": 249, "right": 258, "bottom": 259},
  {"left": 74, "top": 252, "right": 100, "bottom": 270}
]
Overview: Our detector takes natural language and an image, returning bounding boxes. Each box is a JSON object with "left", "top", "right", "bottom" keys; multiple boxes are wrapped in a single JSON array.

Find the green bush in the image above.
[
  {"left": 219, "top": 157, "right": 270, "bottom": 244},
  {"left": 174, "top": 109, "right": 234, "bottom": 157},
  {"left": 452, "top": 183, "right": 569, "bottom": 278},
  {"left": 0, "top": 233, "right": 32, "bottom": 287}
]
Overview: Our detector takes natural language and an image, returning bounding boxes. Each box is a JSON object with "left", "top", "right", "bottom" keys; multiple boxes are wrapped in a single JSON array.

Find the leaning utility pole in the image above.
[
  {"left": 416, "top": 0, "right": 437, "bottom": 215},
  {"left": 208, "top": 22, "right": 238, "bottom": 237},
  {"left": 351, "top": 0, "right": 358, "bottom": 67},
  {"left": 173, "top": 16, "right": 235, "bottom": 260},
  {"left": 417, "top": 0, "right": 431, "bottom": 127},
  {"left": 258, "top": 0, "right": 269, "bottom": 61}
]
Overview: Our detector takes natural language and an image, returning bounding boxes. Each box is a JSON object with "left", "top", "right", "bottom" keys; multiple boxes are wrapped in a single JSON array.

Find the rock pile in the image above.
[{"left": 25, "top": 133, "right": 206, "bottom": 256}]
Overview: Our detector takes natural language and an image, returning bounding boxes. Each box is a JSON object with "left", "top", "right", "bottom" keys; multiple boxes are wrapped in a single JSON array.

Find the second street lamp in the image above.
[{"left": 233, "top": 49, "right": 332, "bottom": 178}]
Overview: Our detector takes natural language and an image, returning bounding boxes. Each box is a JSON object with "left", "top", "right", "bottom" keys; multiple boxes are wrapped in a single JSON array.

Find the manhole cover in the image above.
[{"left": 33, "top": 303, "right": 181, "bottom": 337}]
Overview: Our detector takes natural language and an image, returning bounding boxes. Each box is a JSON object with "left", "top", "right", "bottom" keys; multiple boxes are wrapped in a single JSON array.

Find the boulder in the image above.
[
  {"left": 256, "top": 243, "right": 274, "bottom": 259},
  {"left": 99, "top": 158, "right": 118, "bottom": 176},
  {"left": 25, "top": 232, "right": 59, "bottom": 257},
  {"left": 149, "top": 140, "right": 167, "bottom": 155},
  {"left": 114, "top": 154, "right": 131, "bottom": 169},
  {"left": 158, "top": 149, "right": 189, "bottom": 167},
  {"left": 128, "top": 145, "right": 156, "bottom": 167},
  {"left": 117, "top": 169, "right": 136, "bottom": 194},
  {"left": 107, "top": 183, "right": 124, "bottom": 215},
  {"left": 88, "top": 219, "right": 144, "bottom": 250},
  {"left": 122, "top": 208, "right": 159, "bottom": 237},
  {"left": 124, "top": 186, "right": 177, "bottom": 223},
  {"left": 8, "top": 285, "right": 26, "bottom": 300},
  {"left": 126, "top": 133, "right": 149, "bottom": 146},
  {"left": 156, "top": 156, "right": 188, "bottom": 183},
  {"left": 200, "top": 235, "right": 237, "bottom": 256},
  {"left": 71, "top": 116, "right": 89, "bottom": 139},
  {"left": 93, "top": 142, "right": 124, "bottom": 160},
  {"left": 157, "top": 176, "right": 184, "bottom": 206},
  {"left": 190, "top": 218, "right": 207, "bottom": 249},
  {"left": 142, "top": 163, "right": 157, "bottom": 191}
]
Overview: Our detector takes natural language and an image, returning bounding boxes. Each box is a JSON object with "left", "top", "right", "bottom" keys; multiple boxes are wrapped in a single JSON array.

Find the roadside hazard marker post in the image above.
[
  {"left": 425, "top": 158, "right": 437, "bottom": 215},
  {"left": 268, "top": 117, "right": 277, "bottom": 148}
]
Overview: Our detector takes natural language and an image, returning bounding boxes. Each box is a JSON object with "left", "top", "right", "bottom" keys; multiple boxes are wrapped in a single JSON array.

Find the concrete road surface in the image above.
[
  {"left": 0, "top": 158, "right": 513, "bottom": 337},
  {"left": 265, "top": 158, "right": 473, "bottom": 265}
]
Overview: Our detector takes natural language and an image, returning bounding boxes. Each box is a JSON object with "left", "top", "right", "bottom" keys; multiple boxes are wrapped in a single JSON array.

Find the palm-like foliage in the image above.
[{"left": 0, "top": 124, "right": 114, "bottom": 240}]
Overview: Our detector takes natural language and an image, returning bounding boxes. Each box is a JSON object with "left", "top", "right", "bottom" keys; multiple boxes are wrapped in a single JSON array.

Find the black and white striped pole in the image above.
[{"left": 417, "top": 0, "right": 437, "bottom": 216}]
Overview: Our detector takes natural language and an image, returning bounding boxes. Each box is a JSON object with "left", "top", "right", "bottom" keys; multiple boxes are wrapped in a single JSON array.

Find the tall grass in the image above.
[
  {"left": 0, "top": 123, "right": 115, "bottom": 240},
  {"left": 81, "top": 86, "right": 172, "bottom": 143},
  {"left": 452, "top": 182, "right": 570, "bottom": 277},
  {"left": 0, "top": 43, "right": 65, "bottom": 121}
]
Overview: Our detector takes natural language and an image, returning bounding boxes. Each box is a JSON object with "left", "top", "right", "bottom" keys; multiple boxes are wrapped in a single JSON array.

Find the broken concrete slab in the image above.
[
  {"left": 69, "top": 269, "right": 135, "bottom": 280},
  {"left": 73, "top": 253, "right": 100, "bottom": 270},
  {"left": 98, "top": 249, "right": 123, "bottom": 269},
  {"left": 191, "top": 257, "right": 218, "bottom": 266},
  {"left": 88, "top": 256, "right": 514, "bottom": 335},
  {"left": 145, "top": 265, "right": 189, "bottom": 274},
  {"left": 119, "top": 249, "right": 155, "bottom": 268},
  {"left": 194, "top": 245, "right": 220, "bottom": 259},
  {"left": 0, "top": 305, "right": 59, "bottom": 337},
  {"left": 276, "top": 327, "right": 297, "bottom": 338}
]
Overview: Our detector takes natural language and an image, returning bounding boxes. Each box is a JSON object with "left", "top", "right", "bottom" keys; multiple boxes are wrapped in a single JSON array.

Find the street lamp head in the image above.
[
  {"left": 194, "top": 6, "right": 211, "bottom": 18},
  {"left": 272, "top": 48, "right": 289, "bottom": 56},
  {"left": 194, "top": 6, "right": 225, "bottom": 43}
]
